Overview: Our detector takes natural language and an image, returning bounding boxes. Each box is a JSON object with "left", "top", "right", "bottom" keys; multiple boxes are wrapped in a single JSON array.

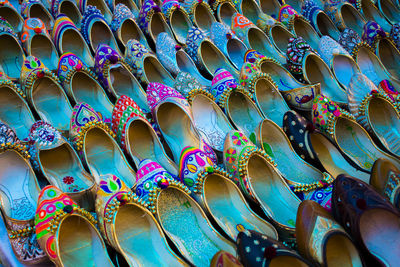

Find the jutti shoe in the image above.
[
  {"left": 58, "top": 53, "right": 114, "bottom": 123},
  {"left": 266, "top": 22, "right": 294, "bottom": 56},
  {"left": 94, "top": 44, "right": 149, "bottom": 113},
  {"left": 177, "top": 147, "right": 278, "bottom": 241},
  {"left": 81, "top": 5, "right": 121, "bottom": 55},
  {"left": 324, "top": 1, "right": 365, "bottom": 36},
  {"left": 277, "top": 3, "right": 300, "bottom": 28},
  {"left": 296, "top": 200, "right": 363, "bottom": 266},
  {"left": 35, "top": 186, "right": 114, "bottom": 266},
  {"left": 246, "top": 50, "right": 319, "bottom": 111},
  {"left": 20, "top": 56, "right": 73, "bottom": 133},
  {"left": 285, "top": 36, "right": 315, "bottom": 83},
  {"left": 376, "top": 37, "right": 400, "bottom": 81},
  {"left": 317, "top": 35, "right": 361, "bottom": 89},
  {"left": 28, "top": 121, "right": 95, "bottom": 210},
  {"left": 0, "top": 19, "right": 25, "bottom": 80},
  {"left": 348, "top": 73, "right": 400, "bottom": 157},
  {"left": 224, "top": 130, "right": 301, "bottom": 241},
  {"left": 255, "top": 119, "right": 334, "bottom": 210},
  {"left": 112, "top": 95, "right": 178, "bottom": 176},
  {"left": 137, "top": 0, "right": 174, "bottom": 49},
  {"left": 312, "top": 94, "right": 400, "bottom": 171},
  {"left": 292, "top": 15, "right": 320, "bottom": 50},
  {"left": 210, "top": 22, "right": 248, "bottom": 70},
  {"left": 239, "top": 62, "right": 289, "bottom": 127},
  {"left": 175, "top": 72, "right": 234, "bottom": 153},
  {"left": 258, "top": 0, "right": 282, "bottom": 18},
  {"left": 361, "top": 20, "right": 387, "bottom": 49},
  {"left": 231, "top": 13, "right": 286, "bottom": 65},
  {"left": 181, "top": 0, "right": 216, "bottom": 30},
  {"left": 208, "top": 0, "right": 238, "bottom": 26},
  {"left": 156, "top": 32, "right": 210, "bottom": 85},
  {"left": 377, "top": 0, "right": 400, "bottom": 24},
  {"left": 69, "top": 102, "right": 137, "bottom": 189},
  {"left": 332, "top": 175, "right": 400, "bottom": 266},
  {"left": 237, "top": 230, "right": 310, "bottom": 267},
  {"left": 161, "top": 0, "right": 193, "bottom": 44},
  {"left": 51, "top": 0, "right": 82, "bottom": 28},
  {"left": 0, "top": 71, "right": 35, "bottom": 139},
  {"left": 52, "top": 14, "right": 94, "bottom": 67},
  {"left": 358, "top": 0, "right": 392, "bottom": 32},
  {"left": 20, "top": 0, "right": 54, "bottom": 30},
  {"left": 147, "top": 82, "right": 218, "bottom": 163},
  {"left": 95, "top": 173, "right": 186, "bottom": 266},
  {"left": 0, "top": 0, "right": 23, "bottom": 33},
  {"left": 371, "top": 158, "right": 400, "bottom": 209},
  {"left": 21, "top": 18, "right": 59, "bottom": 71},
  {"left": 185, "top": 26, "right": 239, "bottom": 79},
  {"left": 77, "top": 0, "right": 113, "bottom": 23},
  {"left": 125, "top": 39, "right": 175, "bottom": 87},
  {"left": 0, "top": 127, "right": 47, "bottom": 265},
  {"left": 110, "top": 3, "right": 149, "bottom": 51},
  {"left": 135, "top": 159, "right": 236, "bottom": 266}
]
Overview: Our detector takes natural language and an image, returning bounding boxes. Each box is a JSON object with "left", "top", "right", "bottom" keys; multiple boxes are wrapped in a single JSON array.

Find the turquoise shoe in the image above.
[
  {"left": 21, "top": 0, "right": 54, "bottom": 29},
  {"left": 51, "top": 0, "right": 82, "bottom": 28},
  {"left": 161, "top": 0, "right": 193, "bottom": 44}
]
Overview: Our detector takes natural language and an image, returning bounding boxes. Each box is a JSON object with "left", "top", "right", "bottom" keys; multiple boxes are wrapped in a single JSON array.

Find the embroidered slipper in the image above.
[
  {"left": 210, "top": 21, "right": 248, "bottom": 70},
  {"left": 258, "top": 0, "right": 282, "bottom": 18},
  {"left": 223, "top": 130, "right": 301, "bottom": 243},
  {"left": 231, "top": 13, "right": 286, "bottom": 65},
  {"left": 35, "top": 186, "right": 114, "bottom": 266},
  {"left": 28, "top": 121, "right": 96, "bottom": 210},
  {"left": 69, "top": 102, "right": 137, "bottom": 188},
  {"left": 20, "top": 0, "right": 54, "bottom": 30},
  {"left": 348, "top": 73, "right": 400, "bottom": 157},
  {"left": 266, "top": 22, "right": 295, "bottom": 56},
  {"left": 181, "top": 0, "right": 216, "bottom": 31},
  {"left": 177, "top": 146, "right": 278, "bottom": 241},
  {"left": 21, "top": 18, "right": 59, "bottom": 71},
  {"left": 51, "top": 0, "right": 82, "bottom": 28},
  {"left": 239, "top": 62, "right": 289, "bottom": 127},
  {"left": 77, "top": 0, "right": 113, "bottom": 23},
  {"left": 208, "top": 0, "right": 238, "bottom": 26},
  {"left": 81, "top": 5, "right": 121, "bottom": 55},
  {"left": 277, "top": 4, "right": 300, "bottom": 29},
  {"left": 318, "top": 35, "right": 361, "bottom": 90},
  {"left": 361, "top": 20, "right": 387, "bottom": 49},
  {"left": 52, "top": 14, "right": 94, "bottom": 67},
  {"left": 135, "top": 159, "right": 236, "bottom": 266},
  {"left": 156, "top": 32, "right": 211, "bottom": 85},
  {"left": 175, "top": 72, "right": 234, "bottom": 152},
  {"left": 255, "top": 119, "right": 334, "bottom": 209},
  {"left": 358, "top": 0, "right": 392, "bottom": 33},
  {"left": 112, "top": 95, "right": 178, "bottom": 176},
  {"left": 138, "top": 0, "right": 174, "bottom": 49},
  {"left": 147, "top": 82, "right": 218, "bottom": 164},
  {"left": 161, "top": 0, "right": 193, "bottom": 44},
  {"left": 376, "top": 37, "right": 400, "bottom": 81},
  {"left": 0, "top": 71, "right": 34, "bottom": 139},
  {"left": 0, "top": 126, "right": 47, "bottom": 265},
  {"left": 292, "top": 15, "right": 321, "bottom": 50},
  {"left": 0, "top": 0, "right": 23, "bottom": 33},
  {"left": 377, "top": 0, "right": 400, "bottom": 24},
  {"left": 185, "top": 26, "right": 239, "bottom": 79},
  {"left": 0, "top": 19, "right": 25, "bottom": 80},
  {"left": 95, "top": 173, "right": 186, "bottom": 266},
  {"left": 94, "top": 44, "right": 149, "bottom": 113},
  {"left": 324, "top": 1, "right": 366, "bottom": 36},
  {"left": 111, "top": 3, "right": 149, "bottom": 51},
  {"left": 312, "top": 94, "right": 400, "bottom": 171},
  {"left": 125, "top": 39, "right": 175, "bottom": 87},
  {"left": 58, "top": 53, "right": 114, "bottom": 123},
  {"left": 337, "top": 27, "right": 365, "bottom": 56},
  {"left": 230, "top": 0, "right": 263, "bottom": 25},
  {"left": 21, "top": 56, "right": 73, "bottom": 133}
]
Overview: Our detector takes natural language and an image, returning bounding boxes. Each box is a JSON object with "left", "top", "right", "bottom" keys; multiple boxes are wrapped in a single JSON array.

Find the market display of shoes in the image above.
[{"left": 0, "top": 0, "right": 399, "bottom": 266}]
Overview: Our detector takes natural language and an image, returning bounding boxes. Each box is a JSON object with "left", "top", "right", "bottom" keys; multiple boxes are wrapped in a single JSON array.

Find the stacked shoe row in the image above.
[{"left": 0, "top": 0, "right": 399, "bottom": 266}]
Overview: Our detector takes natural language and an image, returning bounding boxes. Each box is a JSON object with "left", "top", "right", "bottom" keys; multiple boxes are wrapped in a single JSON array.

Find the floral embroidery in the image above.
[
  {"left": 225, "top": 148, "right": 237, "bottom": 163},
  {"left": 62, "top": 176, "right": 75, "bottom": 185},
  {"left": 231, "top": 132, "right": 249, "bottom": 146}
]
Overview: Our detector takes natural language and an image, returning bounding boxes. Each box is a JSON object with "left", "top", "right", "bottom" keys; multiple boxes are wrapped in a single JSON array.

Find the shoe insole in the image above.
[
  {"left": 336, "top": 117, "right": 400, "bottom": 170},
  {"left": 109, "top": 65, "right": 148, "bottom": 112},
  {"left": 379, "top": 0, "right": 400, "bottom": 23},
  {"left": 314, "top": 13, "right": 340, "bottom": 40},
  {"left": 247, "top": 28, "right": 286, "bottom": 65},
  {"left": 31, "top": 35, "right": 59, "bottom": 71},
  {"left": 0, "top": 7, "right": 22, "bottom": 33},
  {"left": 157, "top": 187, "right": 235, "bottom": 266},
  {"left": 59, "top": 1, "right": 81, "bottom": 28},
  {"left": 192, "top": 95, "right": 232, "bottom": 151},
  {"left": 361, "top": 0, "right": 391, "bottom": 32},
  {"left": 227, "top": 91, "right": 263, "bottom": 138},
  {"left": 227, "top": 38, "right": 247, "bottom": 70},
  {"left": 259, "top": 0, "right": 281, "bottom": 17},
  {"left": 157, "top": 103, "right": 201, "bottom": 162},
  {"left": 333, "top": 56, "right": 359, "bottom": 89},
  {"left": 176, "top": 51, "right": 211, "bottom": 84},
  {"left": 325, "top": 234, "right": 363, "bottom": 267},
  {"left": 115, "top": 204, "right": 184, "bottom": 266},
  {"left": 59, "top": 215, "right": 114, "bottom": 266},
  {"left": 369, "top": 98, "right": 400, "bottom": 156},
  {"left": 357, "top": 47, "right": 387, "bottom": 85},
  {"left": 247, "top": 154, "right": 299, "bottom": 228},
  {"left": 194, "top": 4, "right": 215, "bottom": 30},
  {"left": 270, "top": 25, "right": 293, "bottom": 55},
  {"left": 61, "top": 29, "right": 94, "bottom": 66},
  {"left": 85, "top": 128, "right": 136, "bottom": 188},
  {"left": 39, "top": 144, "right": 93, "bottom": 193},
  {"left": 260, "top": 120, "right": 323, "bottom": 184},
  {"left": 29, "top": 4, "right": 53, "bottom": 29},
  {"left": 378, "top": 39, "right": 400, "bottom": 81},
  {"left": 199, "top": 41, "right": 238, "bottom": 78},
  {"left": 293, "top": 19, "right": 319, "bottom": 50},
  {"left": 170, "top": 9, "right": 191, "bottom": 44},
  {"left": 150, "top": 12, "right": 171, "bottom": 40},
  {"left": 310, "top": 133, "right": 370, "bottom": 182},
  {"left": 240, "top": 0, "right": 259, "bottom": 26},
  {"left": 120, "top": 19, "right": 144, "bottom": 46},
  {"left": 71, "top": 71, "right": 113, "bottom": 120},
  {"left": 340, "top": 4, "right": 365, "bottom": 35},
  {"left": 218, "top": 2, "right": 236, "bottom": 26},
  {"left": 0, "top": 35, "right": 23, "bottom": 79},
  {"left": 255, "top": 79, "right": 289, "bottom": 126},
  {"left": 359, "top": 209, "right": 400, "bottom": 266},
  {"left": 0, "top": 150, "right": 38, "bottom": 220},
  {"left": 32, "top": 77, "right": 72, "bottom": 131},
  {"left": 0, "top": 86, "right": 35, "bottom": 138},
  {"left": 143, "top": 56, "right": 175, "bottom": 87},
  {"left": 261, "top": 61, "right": 305, "bottom": 91},
  {"left": 270, "top": 256, "right": 309, "bottom": 267},
  {"left": 90, "top": 22, "right": 119, "bottom": 54},
  {"left": 204, "top": 173, "right": 278, "bottom": 240}
]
